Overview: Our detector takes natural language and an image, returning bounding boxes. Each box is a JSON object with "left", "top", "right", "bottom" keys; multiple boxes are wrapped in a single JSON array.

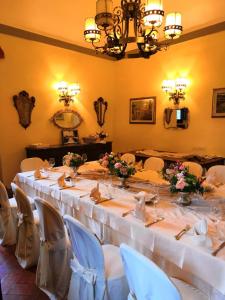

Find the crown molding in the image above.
[{"left": 1, "top": 21, "right": 225, "bottom": 61}]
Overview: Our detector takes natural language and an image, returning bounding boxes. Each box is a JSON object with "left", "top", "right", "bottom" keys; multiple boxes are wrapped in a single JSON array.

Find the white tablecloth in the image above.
[{"left": 14, "top": 167, "right": 225, "bottom": 299}]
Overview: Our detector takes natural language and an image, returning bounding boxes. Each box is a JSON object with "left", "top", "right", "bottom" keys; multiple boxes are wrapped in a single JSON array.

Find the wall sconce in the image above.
[
  {"left": 162, "top": 78, "right": 188, "bottom": 105},
  {"left": 56, "top": 81, "right": 80, "bottom": 107}
]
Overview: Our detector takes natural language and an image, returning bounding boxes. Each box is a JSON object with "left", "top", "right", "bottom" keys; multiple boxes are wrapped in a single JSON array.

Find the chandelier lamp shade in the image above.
[
  {"left": 162, "top": 78, "right": 188, "bottom": 105},
  {"left": 56, "top": 81, "right": 80, "bottom": 107},
  {"left": 84, "top": 0, "right": 183, "bottom": 60}
]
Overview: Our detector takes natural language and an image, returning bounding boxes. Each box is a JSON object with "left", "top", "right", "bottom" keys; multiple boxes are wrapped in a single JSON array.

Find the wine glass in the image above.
[
  {"left": 82, "top": 153, "right": 88, "bottom": 163},
  {"left": 48, "top": 157, "right": 55, "bottom": 168},
  {"left": 152, "top": 185, "right": 160, "bottom": 219}
]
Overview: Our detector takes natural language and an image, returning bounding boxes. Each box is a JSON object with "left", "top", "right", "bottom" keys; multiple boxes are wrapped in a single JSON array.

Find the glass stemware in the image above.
[
  {"left": 48, "top": 157, "right": 55, "bottom": 168},
  {"left": 82, "top": 153, "right": 88, "bottom": 163}
]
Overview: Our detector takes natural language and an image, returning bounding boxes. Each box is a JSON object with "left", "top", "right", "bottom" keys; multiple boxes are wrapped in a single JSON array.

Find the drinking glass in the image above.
[
  {"left": 49, "top": 157, "right": 55, "bottom": 168},
  {"left": 82, "top": 153, "right": 88, "bottom": 163}
]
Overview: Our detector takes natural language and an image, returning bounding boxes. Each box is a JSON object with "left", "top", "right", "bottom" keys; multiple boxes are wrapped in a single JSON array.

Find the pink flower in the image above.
[
  {"left": 115, "top": 162, "right": 122, "bottom": 169},
  {"left": 176, "top": 178, "right": 186, "bottom": 190},
  {"left": 179, "top": 164, "right": 185, "bottom": 171},
  {"left": 176, "top": 172, "right": 184, "bottom": 179}
]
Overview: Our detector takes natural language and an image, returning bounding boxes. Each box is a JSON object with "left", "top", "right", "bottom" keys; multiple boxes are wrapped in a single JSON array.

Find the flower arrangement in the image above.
[
  {"left": 163, "top": 162, "right": 204, "bottom": 194},
  {"left": 63, "top": 152, "right": 85, "bottom": 169},
  {"left": 99, "top": 152, "right": 119, "bottom": 172},
  {"left": 113, "top": 160, "right": 136, "bottom": 178}
]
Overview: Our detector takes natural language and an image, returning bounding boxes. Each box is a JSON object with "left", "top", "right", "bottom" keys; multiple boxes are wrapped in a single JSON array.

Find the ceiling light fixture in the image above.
[{"left": 84, "top": 0, "right": 182, "bottom": 60}]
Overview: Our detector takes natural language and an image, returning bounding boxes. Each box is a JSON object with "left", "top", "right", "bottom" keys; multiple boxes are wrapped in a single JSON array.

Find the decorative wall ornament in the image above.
[
  {"left": 0, "top": 47, "right": 4, "bottom": 59},
  {"left": 94, "top": 97, "right": 108, "bottom": 127},
  {"left": 13, "top": 91, "right": 35, "bottom": 129}
]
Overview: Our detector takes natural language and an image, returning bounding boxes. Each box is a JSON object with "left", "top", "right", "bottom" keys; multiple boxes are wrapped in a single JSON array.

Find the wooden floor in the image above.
[{"left": 0, "top": 245, "right": 48, "bottom": 300}]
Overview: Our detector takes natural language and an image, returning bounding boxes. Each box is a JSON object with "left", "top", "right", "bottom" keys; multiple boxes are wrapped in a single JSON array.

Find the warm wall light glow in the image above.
[
  {"left": 56, "top": 81, "right": 80, "bottom": 107},
  {"left": 162, "top": 77, "right": 188, "bottom": 105},
  {"left": 164, "top": 12, "right": 182, "bottom": 39},
  {"left": 144, "top": 0, "right": 164, "bottom": 27},
  {"left": 84, "top": 18, "right": 101, "bottom": 43}
]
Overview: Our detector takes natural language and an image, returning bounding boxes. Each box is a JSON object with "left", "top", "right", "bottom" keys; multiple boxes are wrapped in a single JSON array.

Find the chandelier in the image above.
[{"left": 84, "top": 0, "right": 183, "bottom": 60}]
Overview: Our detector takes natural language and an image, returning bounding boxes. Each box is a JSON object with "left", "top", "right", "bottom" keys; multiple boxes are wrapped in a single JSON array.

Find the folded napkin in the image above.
[
  {"left": 43, "top": 159, "right": 50, "bottom": 170},
  {"left": 58, "top": 173, "right": 66, "bottom": 188},
  {"left": 34, "top": 169, "right": 42, "bottom": 179},
  {"left": 90, "top": 183, "right": 102, "bottom": 203},
  {"left": 133, "top": 191, "right": 147, "bottom": 222},
  {"left": 187, "top": 219, "right": 212, "bottom": 250},
  {"left": 133, "top": 170, "right": 169, "bottom": 186},
  {"left": 135, "top": 160, "right": 143, "bottom": 171}
]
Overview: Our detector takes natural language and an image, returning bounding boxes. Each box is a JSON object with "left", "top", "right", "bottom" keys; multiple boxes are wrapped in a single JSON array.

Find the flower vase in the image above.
[
  {"left": 177, "top": 192, "right": 192, "bottom": 206},
  {"left": 71, "top": 166, "right": 78, "bottom": 176},
  {"left": 119, "top": 177, "right": 129, "bottom": 189}
]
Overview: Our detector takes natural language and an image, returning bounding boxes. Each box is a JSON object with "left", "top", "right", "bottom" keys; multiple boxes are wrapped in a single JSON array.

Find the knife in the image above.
[
  {"left": 145, "top": 216, "right": 164, "bottom": 227},
  {"left": 212, "top": 241, "right": 225, "bottom": 256}
]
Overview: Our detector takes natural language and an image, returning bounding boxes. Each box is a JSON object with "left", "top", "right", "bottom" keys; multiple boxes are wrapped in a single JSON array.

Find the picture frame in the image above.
[
  {"left": 212, "top": 88, "right": 225, "bottom": 118},
  {"left": 61, "top": 129, "right": 79, "bottom": 144},
  {"left": 129, "top": 97, "right": 156, "bottom": 124}
]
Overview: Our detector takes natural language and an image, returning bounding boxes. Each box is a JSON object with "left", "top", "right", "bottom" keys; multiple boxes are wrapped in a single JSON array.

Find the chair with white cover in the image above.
[
  {"left": 63, "top": 215, "right": 129, "bottom": 300},
  {"left": 120, "top": 243, "right": 208, "bottom": 300},
  {"left": 20, "top": 157, "right": 44, "bottom": 172},
  {"left": 121, "top": 153, "right": 135, "bottom": 165},
  {"left": 183, "top": 161, "right": 203, "bottom": 178},
  {"left": 11, "top": 182, "right": 40, "bottom": 269},
  {"left": 0, "top": 181, "right": 17, "bottom": 246},
  {"left": 206, "top": 165, "right": 225, "bottom": 186},
  {"left": 143, "top": 157, "right": 164, "bottom": 172},
  {"left": 34, "top": 197, "right": 72, "bottom": 300}
]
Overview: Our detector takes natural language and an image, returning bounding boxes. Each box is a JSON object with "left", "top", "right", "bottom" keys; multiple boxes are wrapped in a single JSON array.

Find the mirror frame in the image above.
[
  {"left": 164, "top": 107, "right": 189, "bottom": 129},
  {"left": 51, "top": 109, "right": 83, "bottom": 129}
]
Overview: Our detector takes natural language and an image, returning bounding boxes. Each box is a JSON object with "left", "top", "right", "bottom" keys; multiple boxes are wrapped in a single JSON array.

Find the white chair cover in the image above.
[
  {"left": 206, "top": 165, "right": 225, "bottom": 185},
  {"left": 183, "top": 161, "right": 203, "bottom": 178},
  {"left": 0, "top": 181, "right": 17, "bottom": 246},
  {"left": 11, "top": 182, "right": 40, "bottom": 269},
  {"left": 20, "top": 157, "right": 44, "bottom": 172},
  {"left": 34, "top": 197, "right": 72, "bottom": 300},
  {"left": 120, "top": 153, "right": 135, "bottom": 165},
  {"left": 120, "top": 244, "right": 208, "bottom": 300},
  {"left": 64, "top": 215, "right": 129, "bottom": 300},
  {"left": 144, "top": 157, "right": 164, "bottom": 172}
]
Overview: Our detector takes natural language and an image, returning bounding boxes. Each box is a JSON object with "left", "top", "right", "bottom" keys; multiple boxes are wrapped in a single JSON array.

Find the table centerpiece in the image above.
[
  {"left": 163, "top": 162, "right": 204, "bottom": 205},
  {"left": 112, "top": 160, "right": 136, "bottom": 188},
  {"left": 99, "top": 152, "right": 120, "bottom": 174},
  {"left": 63, "top": 152, "right": 87, "bottom": 174}
]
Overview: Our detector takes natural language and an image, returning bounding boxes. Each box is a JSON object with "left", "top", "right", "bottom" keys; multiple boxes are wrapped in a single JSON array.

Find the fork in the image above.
[{"left": 174, "top": 225, "right": 191, "bottom": 240}]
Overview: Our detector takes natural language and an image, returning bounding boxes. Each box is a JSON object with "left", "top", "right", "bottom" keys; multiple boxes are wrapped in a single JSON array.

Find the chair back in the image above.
[
  {"left": 64, "top": 215, "right": 104, "bottom": 274},
  {"left": 120, "top": 244, "right": 181, "bottom": 300},
  {"left": 206, "top": 165, "right": 225, "bottom": 185},
  {"left": 144, "top": 157, "right": 164, "bottom": 172},
  {"left": 11, "top": 183, "right": 33, "bottom": 221},
  {"left": 183, "top": 161, "right": 203, "bottom": 178},
  {"left": 121, "top": 153, "right": 136, "bottom": 165},
  {"left": 0, "top": 181, "right": 10, "bottom": 210},
  {"left": 20, "top": 157, "right": 44, "bottom": 172},
  {"left": 34, "top": 197, "right": 65, "bottom": 242}
]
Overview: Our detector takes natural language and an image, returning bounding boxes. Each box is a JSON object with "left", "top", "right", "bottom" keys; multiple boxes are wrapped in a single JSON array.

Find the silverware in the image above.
[
  {"left": 212, "top": 241, "right": 225, "bottom": 256},
  {"left": 122, "top": 209, "right": 134, "bottom": 217},
  {"left": 174, "top": 225, "right": 191, "bottom": 240},
  {"left": 145, "top": 216, "right": 165, "bottom": 227},
  {"left": 95, "top": 198, "right": 111, "bottom": 205}
]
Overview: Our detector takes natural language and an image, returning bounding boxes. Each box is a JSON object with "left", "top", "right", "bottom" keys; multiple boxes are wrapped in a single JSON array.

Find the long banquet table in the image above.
[{"left": 15, "top": 166, "right": 225, "bottom": 300}]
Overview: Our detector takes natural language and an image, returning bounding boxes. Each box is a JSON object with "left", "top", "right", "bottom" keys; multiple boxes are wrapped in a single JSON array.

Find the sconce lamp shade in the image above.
[
  {"left": 144, "top": 0, "right": 164, "bottom": 27},
  {"left": 56, "top": 81, "right": 68, "bottom": 96},
  {"left": 175, "top": 78, "right": 188, "bottom": 91},
  {"left": 84, "top": 18, "right": 101, "bottom": 43},
  {"left": 162, "top": 79, "right": 174, "bottom": 92},
  {"left": 69, "top": 83, "right": 80, "bottom": 96},
  {"left": 164, "top": 12, "right": 182, "bottom": 39}
]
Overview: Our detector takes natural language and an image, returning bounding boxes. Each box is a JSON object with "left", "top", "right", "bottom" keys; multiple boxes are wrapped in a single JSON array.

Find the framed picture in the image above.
[
  {"left": 61, "top": 129, "right": 79, "bottom": 144},
  {"left": 130, "top": 97, "right": 156, "bottom": 124},
  {"left": 212, "top": 88, "right": 225, "bottom": 118}
]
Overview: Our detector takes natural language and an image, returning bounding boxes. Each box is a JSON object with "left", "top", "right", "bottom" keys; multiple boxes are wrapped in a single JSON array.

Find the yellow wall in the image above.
[
  {"left": 1, "top": 30, "right": 225, "bottom": 186},
  {"left": 113, "top": 31, "right": 225, "bottom": 156},
  {"left": 0, "top": 34, "right": 115, "bottom": 186}
]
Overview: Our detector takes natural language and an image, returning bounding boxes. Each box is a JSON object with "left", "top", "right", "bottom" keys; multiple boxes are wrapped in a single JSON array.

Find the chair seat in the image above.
[{"left": 171, "top": 277, "right": 209, "bottom": 300}]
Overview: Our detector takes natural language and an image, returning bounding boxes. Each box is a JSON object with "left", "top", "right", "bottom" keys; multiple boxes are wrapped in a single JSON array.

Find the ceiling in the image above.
[{"left": 0, "top": 0, "right": 225, "bottom": 49}]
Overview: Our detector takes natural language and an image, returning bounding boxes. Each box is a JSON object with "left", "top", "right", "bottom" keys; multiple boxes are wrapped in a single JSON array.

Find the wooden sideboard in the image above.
[{"left": 26, "top": 142, "right": 112, "bottom": 166}]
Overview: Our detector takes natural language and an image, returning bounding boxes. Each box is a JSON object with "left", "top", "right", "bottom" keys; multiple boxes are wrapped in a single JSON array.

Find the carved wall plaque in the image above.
[
  {"left": 13, "top": 91, "right": 35, "bottom": 129},
  {"left": 94, "top": 97, "right": 108, "bottom": 127}
]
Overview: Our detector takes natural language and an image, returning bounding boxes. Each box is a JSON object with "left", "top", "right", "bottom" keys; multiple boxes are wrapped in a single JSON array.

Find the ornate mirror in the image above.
[
  {"left": 51, "top": 109, "right": 82, "bottom": 129},
  {"left": 94, "top": 97, "right": 108, "bottom": 127},
  {"left": 164, "top": 107, "right": 189, "bottom": 129}
]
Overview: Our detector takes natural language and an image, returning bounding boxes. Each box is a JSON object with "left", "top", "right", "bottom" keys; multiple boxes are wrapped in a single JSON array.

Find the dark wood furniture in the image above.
[
  {"left": 26, "top": 142, "right": 112, "bottom": 167},
  {"left": 134, "top": 151, "right": 224, "bottom": 170}
]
